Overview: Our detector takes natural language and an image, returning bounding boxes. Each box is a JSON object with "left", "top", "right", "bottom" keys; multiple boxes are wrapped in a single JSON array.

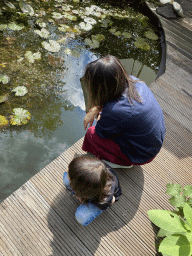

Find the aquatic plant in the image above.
[
  {"left": 12, "top": 86, "right": 28, "bottom": 96},
  {"left": 41, "top": 40, "right": 61, "bottom": 52},
  {"left": 10, "top": 108, "right": 31, "bottom": 125},
  {"left": 148, "top": 183, "right": 192, "bottom": 256},
  {"left": 0, "top": 75, "right": 10, "bottom": 84},
  {"left": 0, "top": 115, "right": 9, "bottom": 127}
]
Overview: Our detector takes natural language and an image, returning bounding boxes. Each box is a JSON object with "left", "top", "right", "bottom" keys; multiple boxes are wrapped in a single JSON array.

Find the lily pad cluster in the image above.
[{"left": 10, "top": 108, "right": 31, "bottom": 125}]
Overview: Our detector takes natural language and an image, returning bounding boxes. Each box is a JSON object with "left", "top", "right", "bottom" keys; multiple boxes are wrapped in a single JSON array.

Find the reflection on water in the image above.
[{"left": 0, "top": 0, "right": 161, "bottom": 202}]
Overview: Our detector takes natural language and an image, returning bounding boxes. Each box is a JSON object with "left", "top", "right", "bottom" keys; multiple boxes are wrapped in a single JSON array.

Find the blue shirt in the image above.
[{"left": 95, "top": 77, "right": 166, "bottom": 164}]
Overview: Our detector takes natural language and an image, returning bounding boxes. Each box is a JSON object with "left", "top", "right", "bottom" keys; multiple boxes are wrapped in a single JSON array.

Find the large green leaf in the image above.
[
  {"left": 166, "top": 183, "right": 182, "bottom": 197},
  {"left": 148, "top": 210, "right": 187, "bottom": 233},
  {"left": 169, "top": 194, "right": 186, "bottom": 208},
  {"left": 183, "top": 185, "right": 192, "bottom": 198},
  {"left": 159, "top": 235, "right": 190, "bottom": 256},
  {"left": 183, "top": 203, "right": 192, "bottom": 229}
]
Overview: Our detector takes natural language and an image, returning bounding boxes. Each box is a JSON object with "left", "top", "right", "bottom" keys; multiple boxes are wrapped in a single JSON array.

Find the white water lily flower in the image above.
[
  {"left": 10, "top": 108, "right": 31, "bottom": 125},
  {"left": 12, "top": 86, "right": 28, "bottom": 96},
  {"left": 34, "top": 28, "right": 50, "bottom": 38},
  {"left": 79, "top": 22, "right": 92, "bottom": 31},
  {"left": 41, "top": 40, "right": 61, "bottom": 52},
  {"left": 84, "top": 17, "right": 97, "bottom": 25}
]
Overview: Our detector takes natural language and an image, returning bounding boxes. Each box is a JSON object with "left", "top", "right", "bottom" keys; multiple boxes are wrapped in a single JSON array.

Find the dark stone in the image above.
[{"left": 156, "top": 3, "right": 178, "bottom": 19}]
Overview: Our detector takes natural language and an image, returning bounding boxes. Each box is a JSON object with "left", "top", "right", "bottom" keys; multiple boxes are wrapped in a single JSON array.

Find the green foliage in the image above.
[{"left": 147, "top": 183, "right": 192, "bottom": 256}]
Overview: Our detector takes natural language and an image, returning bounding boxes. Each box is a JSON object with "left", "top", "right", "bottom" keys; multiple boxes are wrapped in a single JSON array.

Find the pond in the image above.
[{"left": 0, "top": 0, "right": 162, "bottom": 203}]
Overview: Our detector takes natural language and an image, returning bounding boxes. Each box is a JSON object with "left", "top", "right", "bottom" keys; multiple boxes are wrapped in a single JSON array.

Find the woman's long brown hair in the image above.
[
  {"left": 68, "top": 155, "right": 113, "bottom": 204},
  {"left": 84, "top": 55, "right": 143, "bottom": 109}
]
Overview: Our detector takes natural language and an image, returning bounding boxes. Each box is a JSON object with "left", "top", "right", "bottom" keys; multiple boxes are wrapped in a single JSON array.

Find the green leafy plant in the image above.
[{"left": 148, "top": 183, "right": 192, "bottom": 256}]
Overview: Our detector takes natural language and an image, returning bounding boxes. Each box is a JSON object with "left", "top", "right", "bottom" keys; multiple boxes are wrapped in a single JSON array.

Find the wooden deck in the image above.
[{"left": 1, "top": 1, "right": 192, "bottom": 255}]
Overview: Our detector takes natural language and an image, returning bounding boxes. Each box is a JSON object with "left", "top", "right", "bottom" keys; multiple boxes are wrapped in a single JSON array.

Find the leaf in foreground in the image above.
[
  {"left": 159, "top": 234, "right": 191, "bottom": 256},
  {"left": 183, "top": 185, "right": 192, "bottom": 198},
  {"left": 0, "top": 115, "right": 9, "bottom": 127},
  {"left": 8, "top": 22, "right": 24, "bottom": 31},
  {"left": 169, "top": 194, "right": 186, "bottom": 208},
  {"left": 0, "top": 75, "right": 10, "bottom": 84},
  {"left": 10, "top": 108, "right": 31, "bottom": 126},
  {"left": 41, "top": 40, "right": 61, "bottom": 52},
  {"left": 12, "top": 86, "right": 28, "bottom": 96},
  {"left": 166, "top": 183, "right": 183, "bottom": 197}
]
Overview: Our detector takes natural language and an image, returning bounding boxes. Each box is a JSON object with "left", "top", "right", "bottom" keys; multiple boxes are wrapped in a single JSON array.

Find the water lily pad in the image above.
[
  {"left": 5, "top": 1, "right": 16, "bottom": 9},
  {"left": 79, "top": 22, "right": 92, "bottom": 31},
  {"left": 84, "top": 38, "right": 100, "bottom": 48},
  {"left": 73, "top": 0, "right": 80, "bottom": 2},
  {"left": 144, "top": 30, "right": 158, "bottom": 40},
  {"left": 0, "top": 115, "right": 9, "bottom": 127},
  {"left": 19, "top": 1, "right": 34, "bottom": 16},
  {"left": 36, "top": 20, "right": 46, "bottom": 28},
  {"left": 8, "top": 22, "right": 24, "bottom": 31},
  {"left": 134, "top": 37, "right": 150, "bottom": 51},
  {"left": 0, "top": 24, "right": 7, "bottom": 31},
  {"left": 62, "top": 5, "right": 72, "bottom": 12},
  {"left": 64, "top": 48, "right": 72, "bottom": 55},
  {"left": 122, "top": 32, "right": 132, "bottom": 39},
  {"left": 114, "top": 31, "right": 121, "bottom": 36},
  {"left": 100, "top": 19, "right": 113, "bottom": 28},
  {"left": 84, "top": 17, "right": 97, "bottom": 25},
  {"left": 52, "top": 12, "right": 63, "bottom": 19},
  {"left": 92, "top": 34, "right": 105, "bottom": 42},
  {"left": 34, "top": 28, "right": 50, "bottom": 38},
  {"left": 62, "top": 13, "right": 77, "bottom": 21},
  {"left": 0, "top": 94, "right": 8, "bottom": 103},
  {"left": 25, "top": 51, "right": 41, "bottom": 63},
  {"left": 109, "top": 27, "right": 117, "bottom": 34},
  {"left": 12, "top": 86, "right": 28, "bottom": 96},
  {"left": 0, "top": 75, "right": 10, "bottom": 84},
  {"left": 10, "top": 108, "right": 31, "bottom": 126},
  {"left": 72, "top": 10, "right": 79, "bottom": 15},
  {"left": 41, "top": 40, "right": 61, "bottom": 52},
  {"left": 57, "top": 37, "right": 67, "bottom": 43},
  {"left": 58, "top": 24, "right": 80, "bottom": 34}
]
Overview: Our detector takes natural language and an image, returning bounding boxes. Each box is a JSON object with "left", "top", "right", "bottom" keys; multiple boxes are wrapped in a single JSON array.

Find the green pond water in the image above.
[{"left": 0, "top": 0, "right": 161, "bottom": 203}]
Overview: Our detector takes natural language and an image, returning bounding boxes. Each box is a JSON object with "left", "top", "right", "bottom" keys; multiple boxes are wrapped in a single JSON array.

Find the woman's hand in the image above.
[{"left": 84, "top": 106, "right": 100, "bottom": 130}]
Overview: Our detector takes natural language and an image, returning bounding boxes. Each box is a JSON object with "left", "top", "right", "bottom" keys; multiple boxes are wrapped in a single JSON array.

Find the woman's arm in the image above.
[{"left": 84, "top": 106, "right": 101, "bottom": 130}]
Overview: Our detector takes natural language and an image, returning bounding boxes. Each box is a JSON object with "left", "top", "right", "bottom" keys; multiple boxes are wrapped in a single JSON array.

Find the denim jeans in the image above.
[{"left": 63, "top": 172, "right": 103, "bottom": 226}]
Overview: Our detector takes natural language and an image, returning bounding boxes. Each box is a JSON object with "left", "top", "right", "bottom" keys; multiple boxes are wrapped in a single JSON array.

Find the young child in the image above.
[{"left": 63, "top": 155, "right": 122, "bottom": 226}]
